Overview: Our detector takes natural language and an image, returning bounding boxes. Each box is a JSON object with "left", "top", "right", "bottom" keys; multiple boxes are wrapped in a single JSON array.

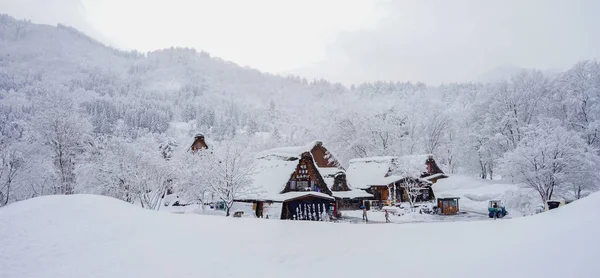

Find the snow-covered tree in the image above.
[
  {"left": 0, "top": 15, "right": 599, "bottom": 208},
  {"left": 196, "top": 142, "right": 257, "bottom": 216},
  {"left": 34, "top": 96, "right": 91, "bottom": 195},
  {"left": 557, "top": 61, "right": 600, "bottom": 152},
  {"left": 0, "top": 148, "right": 25, "bottom": 206},
  {"left": 174, "top": 150, "right": 210, "bottom": 209},
  {"left": 500, "top": 118, "right": 597, "bottom": 202},
  {"left": 401, "top": 179, "right": 430, "bottom": 209}
]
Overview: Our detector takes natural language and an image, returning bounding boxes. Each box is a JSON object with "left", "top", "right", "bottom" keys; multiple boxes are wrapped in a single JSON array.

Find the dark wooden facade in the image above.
[
  {"left": 364, "top": 179, "right": 435, "bottom": 207},
  {"left": 396, "top": 178, "right": 435, "bottom": 203},
  {"left": 281, "top": 195, "right": 333, "bottom": 221},
  {"left": 282, "top": 152, "right": 332, "bottom": 195},
  {"left": 422, "top": 155, "right": 448, "bottom": 183},
  {"left": 331, "top": 171, "right": 349, "bottom": 191},
  {"left": 190, "top": 134, "right": 208, "bottom": 153},
  {"left": 280, "top": 152, "right": 334, "bottom": 221}
]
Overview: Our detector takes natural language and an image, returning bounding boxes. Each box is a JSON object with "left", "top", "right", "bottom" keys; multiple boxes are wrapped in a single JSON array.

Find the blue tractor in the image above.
[{"left": 488, "top": 200, "right": 508, "bottom": 219}]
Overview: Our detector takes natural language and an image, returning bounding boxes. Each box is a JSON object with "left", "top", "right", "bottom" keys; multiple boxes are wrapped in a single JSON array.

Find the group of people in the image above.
[{"left": 360, "top": 206, "right": 392, "bottom": 223}]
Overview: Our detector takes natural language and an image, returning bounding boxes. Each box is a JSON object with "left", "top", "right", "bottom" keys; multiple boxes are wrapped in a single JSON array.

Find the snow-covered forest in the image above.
[{"left": 1, "top": 14, "right": 599, "bottom": 208}]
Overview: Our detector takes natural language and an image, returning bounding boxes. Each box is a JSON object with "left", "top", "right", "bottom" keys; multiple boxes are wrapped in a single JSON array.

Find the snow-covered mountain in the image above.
[{"left": 1, "top": 13, "right": 599, "bottom": 211}]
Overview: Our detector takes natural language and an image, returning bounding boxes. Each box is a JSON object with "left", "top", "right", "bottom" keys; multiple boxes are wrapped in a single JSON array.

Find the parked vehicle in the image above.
[{"left": 488, "top": 200, "right": 508, "bottom": 219}]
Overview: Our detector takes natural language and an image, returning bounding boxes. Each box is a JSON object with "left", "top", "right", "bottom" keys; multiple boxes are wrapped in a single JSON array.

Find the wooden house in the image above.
[
  {"left": 346, "top": 154, "right": 447, "bottom": 207},
  {"left": 190, "top": 133, "right": 208, "bottom": 153},
  {"left": 233, "top": 141, "right": 371, "bottom": 220}
]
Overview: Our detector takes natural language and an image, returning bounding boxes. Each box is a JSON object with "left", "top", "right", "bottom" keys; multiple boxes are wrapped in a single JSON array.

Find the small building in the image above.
[
  {"left": 190, "top": 133, "right": 208, "bottom": 153},
  {"left": 437, "top": 197, "right": 460, "bottom": 215},
  {"left": 346, "top": 155, "right": 447, "bottom": 207}
]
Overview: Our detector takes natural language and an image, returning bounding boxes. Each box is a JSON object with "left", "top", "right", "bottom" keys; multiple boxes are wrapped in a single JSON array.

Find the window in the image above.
[
  {"left": 297, "top": 181, "right": 309, "bottom": 190},
  {"left": 290, "top": 181, "right": 296, "bottom": 190}
]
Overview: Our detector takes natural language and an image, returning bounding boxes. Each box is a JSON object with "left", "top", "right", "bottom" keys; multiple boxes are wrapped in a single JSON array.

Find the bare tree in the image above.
[
  {"left": 424, "top": 114, "right": 450, "bottom": 154},
  {"left": 0, "top": 149, "right": 25, "bottom": 206},
  {"left": 198, "top": 142, "right": 257, "bottom": 216}
]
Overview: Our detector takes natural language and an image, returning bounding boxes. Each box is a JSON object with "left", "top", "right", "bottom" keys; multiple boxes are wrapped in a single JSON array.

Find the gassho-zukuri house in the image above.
[
  {"left": 232, "top": 141, "right": 372, "bottom": 221},
  {"left": 346, "top": 154, "right": 448, "bottom": 207}
]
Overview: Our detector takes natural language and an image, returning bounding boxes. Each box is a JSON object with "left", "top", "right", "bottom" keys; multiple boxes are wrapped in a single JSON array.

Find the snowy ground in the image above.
[
  {"left": 165, "top": 175, "right": 543, "bottom": 223},
  {"left": 340, "top": 209, "right": 488, "bottom": 224},
  {"left": 1, "top": 193, "right": 599, "bottom": 278}
]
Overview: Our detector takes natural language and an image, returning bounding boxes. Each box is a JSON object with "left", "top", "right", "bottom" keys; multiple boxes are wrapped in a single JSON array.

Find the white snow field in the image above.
[{"left": 1, "top": 194, "right": 599, "bottom": 278}]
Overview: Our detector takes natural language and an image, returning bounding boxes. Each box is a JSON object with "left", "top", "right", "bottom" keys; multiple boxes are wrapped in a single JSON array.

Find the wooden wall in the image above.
[{"left": 282, "top": 152, "right": 332, "bottom": 195}]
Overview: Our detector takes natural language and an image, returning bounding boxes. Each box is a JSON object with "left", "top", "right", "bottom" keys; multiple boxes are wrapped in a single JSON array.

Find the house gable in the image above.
[
  {"left": 190, "top": 134, "right": 208, "bottom": 153},
  {"left": 281, "top": 152, "right": 332, "bottom": 196},
  {"left": 424, "top": 156, "right": 444, "bottom": 176},
  {"left": 330, "top": 172, "right": 350, "bottom": 191}
]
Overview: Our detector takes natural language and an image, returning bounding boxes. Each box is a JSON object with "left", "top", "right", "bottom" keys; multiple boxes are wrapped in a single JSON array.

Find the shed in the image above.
[{"left": 437, "top": 197, "right": 460, "bottom": 215}]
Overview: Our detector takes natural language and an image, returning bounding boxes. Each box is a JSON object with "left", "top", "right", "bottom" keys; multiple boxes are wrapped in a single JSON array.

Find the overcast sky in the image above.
[{"left": 2, "top": 0, "right": 600, "bottom": 85}]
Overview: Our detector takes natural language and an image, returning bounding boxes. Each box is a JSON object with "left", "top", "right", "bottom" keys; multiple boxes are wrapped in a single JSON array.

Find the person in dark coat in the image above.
[
  {"left": 385, "top": 209, "right": 390, "bottom": 223},
  {"left": 361, "top": 206, "right": 368, "bottom": 222}
]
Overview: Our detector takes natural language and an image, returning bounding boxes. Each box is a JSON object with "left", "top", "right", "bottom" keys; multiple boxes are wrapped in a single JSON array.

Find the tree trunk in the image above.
[
  {"left": 479, "top": 160, "right": 487, "bottom": 179},
  {"left": 4, "top": 183, "right": 9, "bottom": 205}
]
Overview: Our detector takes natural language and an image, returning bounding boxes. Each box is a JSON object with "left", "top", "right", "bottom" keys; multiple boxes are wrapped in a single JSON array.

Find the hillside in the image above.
[
  {"left": 0, "top": 13, "right": 598, "bottom": 212},
  {"left": 1, "top": 193, "right": 599, "bottom": 278}
]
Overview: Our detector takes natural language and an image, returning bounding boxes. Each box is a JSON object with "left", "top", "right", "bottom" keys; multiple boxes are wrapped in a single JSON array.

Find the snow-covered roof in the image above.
[
  {"left": 392, "top": 154, "right": 432, "bottom": 177},
  {"left": 332, "top": 190, "right": 373, "bottom": 199},
  {"left": 256, "top": 141, "right": 323, "bottom": 160},
  {"left": 423, "top": 173, "right": 446, "bottom": 181},
  {"left": 347, "top": 155, "right": 436, "bottom": 189},
  {"left": 239, "top": 155, "right": 298, "bottom": 201},
  {"left": 347, "top": 156, "right": 402, "bottom": 189},
  {"left": 271, "top": 191, "right": 334, "bottom": 202},
  {"left": 318, "top": 167, "right": 344, "bottom": 189}
]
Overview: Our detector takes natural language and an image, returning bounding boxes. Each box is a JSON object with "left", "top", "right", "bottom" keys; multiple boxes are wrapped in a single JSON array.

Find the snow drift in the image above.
[
  {"left": 1, "top": 193, "right": 599, "bottom": 278},
  {"left": 434, "top": 175, "right": 540, "bottom": 216}
]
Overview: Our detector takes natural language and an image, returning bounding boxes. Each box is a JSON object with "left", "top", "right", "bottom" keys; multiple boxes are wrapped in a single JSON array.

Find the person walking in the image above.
[
  {"left": 385, "top": 209, "right": 390, "bottom": 223},
  {"left": 361, "top": 205, "right": 368, "bottom": 222}
]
